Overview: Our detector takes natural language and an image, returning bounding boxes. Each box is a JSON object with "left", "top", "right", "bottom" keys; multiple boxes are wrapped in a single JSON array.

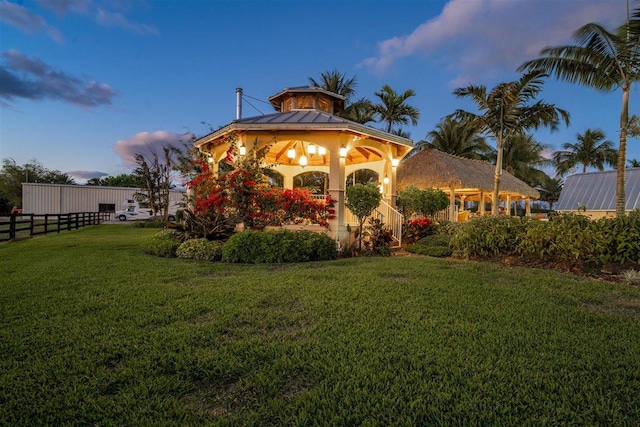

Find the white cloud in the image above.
[
  {"left": 113, "top": 130, "right": 193, "bottom": 168},
  {"left": 362, "top": 0, "right": 626, "bottom": 86}
]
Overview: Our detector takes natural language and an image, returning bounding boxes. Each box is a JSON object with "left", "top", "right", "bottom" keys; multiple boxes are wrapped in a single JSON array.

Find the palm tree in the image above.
[
  {"left": 554, "top": 128, "right": 617, "bottom": 175},
  {"left": 452, "top": 70, "right": 570, "bottom": 215},
  {"left": 628, "top": 158, "right": 640, "bottom": 168},
  {"left": 420, "top": 116, "right": 491, "bottom": 160},
  {"left": 536, "top": 175, "right": 564, "bottom": 209},
  {"left": 518, "top": 8, "right": 640, "bottom": 216},
  {"left": 309, "top": 71, "right": 375, "bottom": 125},
  {"left": 372, "top": 85, "right": 420, "bottom": 133},
  {"left": 308, "top": 69, "right": 357, "bottom": 101},
  {"left": 341, "top": 97, "right": 375, "bottom": 125},
  {"left": 501, "top": 133, "right": 551, "bottom": 186}
]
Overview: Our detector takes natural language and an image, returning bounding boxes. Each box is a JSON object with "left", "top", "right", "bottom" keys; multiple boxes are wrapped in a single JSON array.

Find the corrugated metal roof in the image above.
[
  {"left": 195, "top": 110, "right": 414, "bottom": 148},
  {"left": 235, "top": 110, "right": 347, "bottom": 125},
  {"left": 556, "top": 168, "right": 640, "bottom": 211}
]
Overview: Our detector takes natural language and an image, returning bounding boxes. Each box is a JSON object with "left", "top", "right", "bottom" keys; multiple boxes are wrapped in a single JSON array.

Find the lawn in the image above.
[{"left": 1, "top": 225, "right": 639, "bottom": 426}]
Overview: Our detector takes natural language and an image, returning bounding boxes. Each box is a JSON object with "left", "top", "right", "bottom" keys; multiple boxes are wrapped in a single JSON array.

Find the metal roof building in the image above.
[{"left": 556, "top": 168, "right": 640, "bottom": 218}]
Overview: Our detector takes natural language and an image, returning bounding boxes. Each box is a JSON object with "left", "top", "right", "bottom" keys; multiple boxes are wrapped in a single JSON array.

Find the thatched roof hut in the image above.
[{"left": 398, "top": 148, "right": 539, "bottom": 198}]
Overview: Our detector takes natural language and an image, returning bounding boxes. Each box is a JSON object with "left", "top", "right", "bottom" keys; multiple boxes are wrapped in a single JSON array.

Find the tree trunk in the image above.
[{"left": 616, "top": 86, "right": 630, "bottom": 217}]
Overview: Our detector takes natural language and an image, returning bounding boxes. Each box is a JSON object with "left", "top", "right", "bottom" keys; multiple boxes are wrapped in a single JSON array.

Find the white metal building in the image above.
[
  {"left": 22, "top": 183, "right": 186, "bottom": 217},
  {"left": 556, "top": 168, "right": 640, "bottom": 218}
]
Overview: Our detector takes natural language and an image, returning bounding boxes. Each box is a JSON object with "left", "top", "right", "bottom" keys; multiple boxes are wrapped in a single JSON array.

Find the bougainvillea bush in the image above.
[{"left": 183, "top": 135, "right": 335, "bottom": 240}]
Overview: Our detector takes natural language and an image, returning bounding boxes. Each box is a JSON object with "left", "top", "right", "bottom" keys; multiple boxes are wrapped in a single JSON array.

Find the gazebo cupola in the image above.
[{"left": 268, "top": 86, "right": 346, "bottom": 115}]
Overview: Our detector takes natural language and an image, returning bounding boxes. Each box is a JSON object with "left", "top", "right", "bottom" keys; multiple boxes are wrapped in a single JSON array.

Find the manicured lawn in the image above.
[{"left": 1, "top": 225, "right": 640, "bottom": 426}]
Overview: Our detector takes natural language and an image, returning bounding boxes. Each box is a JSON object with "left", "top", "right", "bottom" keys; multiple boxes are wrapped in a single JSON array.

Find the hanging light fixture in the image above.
[
  {"left": 318, "top": 146, "right": 327, "bottom": 156},
  {"left": 308, "top": 143, "right": 316, "bottom": 155},
  {"left": 207, "top": 156, "right": 214, "bottom": 163},
  {"left": 339, "top": 146, "right": 348, "bottom": 158},
  {"left": 391, "top": 158, "right": 400, "bottom": 167},
  {"left": 383, "top": 175, "right": 389, "bottom": 185},
  {"left": 299, "top": 155, "right": 308, "bottom": 167},
  {"left": 287, "top": 147, "right": 296, "bottom": 159},
  {"left": 239, "top": 143, "right": 246, "bottom": 156}
]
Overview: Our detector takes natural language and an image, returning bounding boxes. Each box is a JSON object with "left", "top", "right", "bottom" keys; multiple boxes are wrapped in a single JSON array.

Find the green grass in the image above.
[{"left": 1, "top": 225, "right": 640, "bottom": 426}]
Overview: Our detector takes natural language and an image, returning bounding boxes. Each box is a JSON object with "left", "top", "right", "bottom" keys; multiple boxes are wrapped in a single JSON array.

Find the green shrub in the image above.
[
  {"left": 405, "top": 232, "right": 452, "bottom": 257},
  {"left": 405, "top": 244, "right": 452, "bottom": 257},
  {"left": 450, "top": 216, "right": 528, "bottom": 258},
  {"left": 144, "top": 220, "right": 166, "bottom": 228},
  {"left": 222, "top": 229, "right": 337, "bottom": 263},
  {"left": 592, "top": 210, "right": 640, "bottom": 265},
  {"left": 418, "top": 233, "right": 452, "bottom": 247},
  {"left": 176, "top": 238, "right": 224, "bottom": 261},
  {"left": 141, "top": 229, "right": 181, "bottom": 257}
]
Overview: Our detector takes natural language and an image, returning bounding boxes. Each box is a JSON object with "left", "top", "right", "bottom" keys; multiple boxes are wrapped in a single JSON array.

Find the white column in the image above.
[
  {"left": 329, "top": 148, "right": 346, "bottom": 243},
  {"left": 525, "top": 197, "right": 531, "bottom": 218}
]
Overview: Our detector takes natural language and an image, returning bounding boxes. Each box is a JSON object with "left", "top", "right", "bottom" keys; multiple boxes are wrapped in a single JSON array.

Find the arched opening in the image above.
[
  {"left": 346, "top": 169, "right": 379, "bottom": 187},
  {"left": 293, "top": 171, "right": 329, "bottom": 194},
  {"left": 265, "top": 170, "right": 284, "bottom": 188}
]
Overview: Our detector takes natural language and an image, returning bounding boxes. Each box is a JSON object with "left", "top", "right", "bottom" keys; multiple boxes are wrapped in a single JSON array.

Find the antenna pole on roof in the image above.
[{"left": 236, "top": 87, "right": 243, "bottom": 120}]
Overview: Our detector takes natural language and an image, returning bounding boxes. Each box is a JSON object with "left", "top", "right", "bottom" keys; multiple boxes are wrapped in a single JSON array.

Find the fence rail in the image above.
[{"left": 0, "top": 212, "right": 109, "bottom": 242}]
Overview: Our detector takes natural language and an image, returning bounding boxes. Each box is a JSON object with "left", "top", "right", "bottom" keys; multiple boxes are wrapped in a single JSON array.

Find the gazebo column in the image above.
[
  {"left": 506, "top": 194, "right": 512, "bottom": 216},
  {"left": 390, "top": 161, "right": 398, "bottom": 208},
  {"left": 449, "top": 187, "right": 456, "bottom": 222},
  {"left": 525, "top": 197, "right": 531, "bottom": 218},
  {"left": 284, "top": 174, "right": 294, "bottom": 190},
  {"left": 479, "top": 191, "right": 485, "bottom": 215},
  {"left": 460, "top": 195, "right": 467, "bottom": 211},
  {"left": 329, "top": 148, "right": 347, "bottom": 244}
]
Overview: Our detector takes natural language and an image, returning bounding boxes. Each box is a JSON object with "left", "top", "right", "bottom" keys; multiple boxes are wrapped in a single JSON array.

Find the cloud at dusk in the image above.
[
  {"left": 0, "top": 0, "right": 64, "bottom": 43},
  {"left": 362, "top": 0, "right": 625, "bottom": 86},
  {"left": 67, "top": 170, "right": 109, "bottom": 180},
  {"left": 0, "top": 50, "right": 117, "bottom": 107},
  {"left": 113, "top": 131, "right": 193, "bottom": 168}
]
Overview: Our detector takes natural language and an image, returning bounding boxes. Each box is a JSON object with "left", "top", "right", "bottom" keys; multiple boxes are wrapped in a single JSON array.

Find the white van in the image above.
[{"left": 116, "top": 199, "right": 177, "bottom": 221}]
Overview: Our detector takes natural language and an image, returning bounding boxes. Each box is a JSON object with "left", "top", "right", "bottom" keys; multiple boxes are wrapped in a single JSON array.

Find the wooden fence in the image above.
[{"left": 0, "top": 212, "right": 109, "bottom": 242}]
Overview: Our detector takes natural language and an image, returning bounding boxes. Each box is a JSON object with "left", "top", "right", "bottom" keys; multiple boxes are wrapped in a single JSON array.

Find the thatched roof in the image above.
[{"left": 397, "top": 148, "right": 540, "bottom": 199}]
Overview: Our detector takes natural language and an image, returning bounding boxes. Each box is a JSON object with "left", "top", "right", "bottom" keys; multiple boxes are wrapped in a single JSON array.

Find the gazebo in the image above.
[
  {"left": 397, "top": 148, "right": 540, "bottom": 220},
  {"left": 193, "top": 86, "right": 414, "bottom": 244}
]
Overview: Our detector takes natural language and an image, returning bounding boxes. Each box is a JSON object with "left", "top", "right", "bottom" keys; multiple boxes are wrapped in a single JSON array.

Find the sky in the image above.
[{"left": 1, "top": 0, "right": 637, "bottom": 184}]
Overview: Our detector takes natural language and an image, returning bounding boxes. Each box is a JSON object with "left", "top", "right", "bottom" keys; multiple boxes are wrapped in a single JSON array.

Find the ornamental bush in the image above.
[
  {"left": 402, "top": 217, "right": 436, "bottom": 243},
  {"left": 221, "top": 229, "right": 337, "bottom": 263},
  {"left": 450, "top": 216, "right": 529, "bottom": 258},
  {"left": 176, "top": 238, "right": 224, "bottom": 261},
  {"left": 141, "top": 229, "right": 182, "bottom": 257}
]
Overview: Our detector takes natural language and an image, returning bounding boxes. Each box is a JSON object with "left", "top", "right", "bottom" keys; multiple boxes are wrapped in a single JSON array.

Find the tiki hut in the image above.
[{"left": 397, "top": 148, "right": 540, "bottom": 220}]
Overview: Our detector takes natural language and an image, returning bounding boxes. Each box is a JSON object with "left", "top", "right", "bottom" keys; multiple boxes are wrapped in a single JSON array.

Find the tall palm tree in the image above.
[
  {"left": 309, "top": 70, "right": 375, "bottom": 125},
  {"left": 452, "top": 70, "right": 570, "bottom": 215},
  {"left": 554, "top": 128, "right": 617, "bottom": 175},
  {"left": 501, "top": 133, "right": 551, "bottom": 186},
  {"left": 308, "top": 69, "right": 358, "bottom": 101},
  {"left": 372, "top": 85, "right": 420, "bottom": 133},
  {"left": 536, "top": 175, "right": 564, "bottom": 209},
  {"left": 420, "top": 116, "right": 491, "bottom": 160},
  {"left": 518, "top": 7, "right": 640, "bottom": 216}
]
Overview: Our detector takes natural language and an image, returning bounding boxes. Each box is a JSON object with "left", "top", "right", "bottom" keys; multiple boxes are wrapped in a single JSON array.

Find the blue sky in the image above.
[{"left": 1, "top": 0, "right": 636, "bottom": 183}]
